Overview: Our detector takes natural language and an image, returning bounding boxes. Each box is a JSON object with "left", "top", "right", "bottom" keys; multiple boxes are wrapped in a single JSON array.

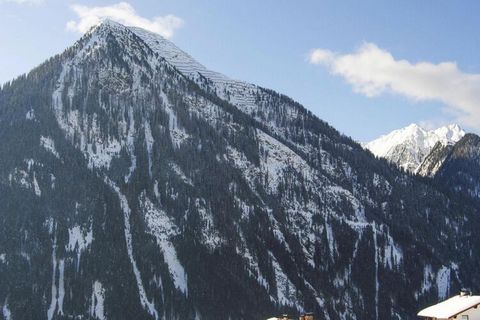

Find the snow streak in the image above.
[
  {"left": 47, "top": 232, "right": 58, "bottom": 320},
  {"left": 106, "top": 178, "right": 158, "bottom": 319}
]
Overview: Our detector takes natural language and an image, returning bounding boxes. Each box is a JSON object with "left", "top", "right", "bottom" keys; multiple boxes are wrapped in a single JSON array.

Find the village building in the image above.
[
  {"left": 266, "top": 312, "right": 314, "bottom": 320},
  {"left": 418, "top": 291, "right": 480, "bottom": 320}
]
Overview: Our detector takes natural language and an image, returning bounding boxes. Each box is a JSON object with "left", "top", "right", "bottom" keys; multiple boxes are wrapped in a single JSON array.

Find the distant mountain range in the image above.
[
  {"left": 1, "top": 20, "right": 480, "bottom": 320},
  {"left": 364, "top": 123, "right": 465, "bottom": 173},
  {"left": 366, "top": 123, "right": 480, "bottom": 203}
]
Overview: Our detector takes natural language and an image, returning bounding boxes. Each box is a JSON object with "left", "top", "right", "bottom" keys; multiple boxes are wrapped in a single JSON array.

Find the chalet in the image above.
[{"left": 418, "top": 291, "right": 480, "bottom": 320}]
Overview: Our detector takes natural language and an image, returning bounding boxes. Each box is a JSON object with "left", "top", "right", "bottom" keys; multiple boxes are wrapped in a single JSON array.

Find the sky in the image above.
[{"left": 1, "top": 0, "right": 480, "bottom": 142}]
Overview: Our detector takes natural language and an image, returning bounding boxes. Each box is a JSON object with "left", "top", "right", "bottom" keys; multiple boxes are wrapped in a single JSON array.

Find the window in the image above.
[{"left": 462, "top": 315, "right": 469, "bottom": 320}]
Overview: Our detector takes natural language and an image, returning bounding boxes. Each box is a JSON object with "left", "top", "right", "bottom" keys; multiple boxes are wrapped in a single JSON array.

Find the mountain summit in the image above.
[
  {"left": 1, "top": 21, "right": 479, "bottom": 319},
  {"left": 364, "top": 123, "right": 465, "bottom": 173}
]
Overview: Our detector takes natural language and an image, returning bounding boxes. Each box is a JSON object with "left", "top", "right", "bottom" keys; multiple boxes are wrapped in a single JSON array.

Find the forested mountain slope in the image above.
[
  {"left": 0, "top": 20, "right": 479, "bottom": 320},
  {"left": 419, "top": 134, "right": 480, "bottom": 203}
]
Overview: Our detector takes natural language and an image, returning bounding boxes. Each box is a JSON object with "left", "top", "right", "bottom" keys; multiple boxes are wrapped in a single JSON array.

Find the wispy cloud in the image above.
[
  {"left": 0, "top": 0, "right": 44, "bottom": 5},
  {"left": 66, "top": 2, "right": 183, "bottom": 38},
  {"left": 308, "top": 43, "right": 480, "bottom": 130}
]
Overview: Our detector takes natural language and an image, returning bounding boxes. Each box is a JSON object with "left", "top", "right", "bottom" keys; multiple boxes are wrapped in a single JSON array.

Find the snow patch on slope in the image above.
[
  {"left": 26, "top": 108, "right": 35, "bottom": 120},
  {"left": 139, "top": 192, "right": 188, "bottom": 294},
  {"left": 32, "top": 172, "right": 41, "bottom": 197},
  {"left": 169, "top": 163, "right": 193, "bottom": 186},
  {"left": 161, "top": 91, "right": 190, "bottom": 149},
  {"left": 257, "top": 129, "right": 310, "bottom": 193},
  {"left": 437, "top": 266, "right": 451, "bottom": 299},
  {"left": 52, "top": 35, "right": 123, "bottom": 170},
  {"left": 421, "top": 265, "right": 434, "bottom": 294},
  {"left": 193, "top": 198, "right": 222, "bottom": 249},
  {"left": 91, "top": 281, "right": 106, "bottom": 320},
  {"left": 53, "top": 62, "right": 123, "bottom": 169},
  {"left": 58, "top": 259, "right": 65, "bottom": 315},
  {"left": 236, "top": 228, "right": 269, "bottom": 291},
  {"left": 47, "top": 234, "right": 58, "bottom": 320},
  {"left": 125, "top": 107, "right": 137, "bottom": 183},
  {"left": 40, "top": 136, "right": 60, "bottom": 159},
  {"left": 9, "top": 160, "right": 45, "bottom": 197},
  {"left": 144, "top": 121, "right": 154, "bottom": 177},
  {"left": 2, "top": 299, "right": 12, "bottom": 320},
  {"left": 382, "top": 233, "right": 403, "bottom": 269},
  {"left": 106, "top": 178, "right": 159, "bottom": 319},
  {"left": 325, "top": 222, "right": 336, "bottom": 258},
  {"left": 67, "top": 224, "right": 93, "bottom": 271},
  {"left": 269, "top": 252, "right": 303, "bottom": 312}
]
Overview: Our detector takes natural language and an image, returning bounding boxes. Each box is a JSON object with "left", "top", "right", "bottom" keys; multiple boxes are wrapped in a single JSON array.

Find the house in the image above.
[
  {"left": 266, "top": 313, "right": 314, "bottom": 320},
  {"left": 299, "top": 312, "right": 314, "bottom": 320},
  {"left": 266, "top": 315, "right": 293, "bottom": 320},
  {"left": 418, "top": 291, "right": 480, "bottom": 320},
  {"left": 266, "top": 315, "right": 290, "bottom": 320}
]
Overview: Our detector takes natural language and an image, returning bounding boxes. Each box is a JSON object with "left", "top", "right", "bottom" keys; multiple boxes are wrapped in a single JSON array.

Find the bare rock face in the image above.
[{"left": 416, "top": 142, "right": 454, "bottom": 177}]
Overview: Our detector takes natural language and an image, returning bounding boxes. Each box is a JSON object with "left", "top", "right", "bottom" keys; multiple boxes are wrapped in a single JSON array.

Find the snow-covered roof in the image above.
[{"left": 418, "top": 294, "right": 480, "bottom": 319}]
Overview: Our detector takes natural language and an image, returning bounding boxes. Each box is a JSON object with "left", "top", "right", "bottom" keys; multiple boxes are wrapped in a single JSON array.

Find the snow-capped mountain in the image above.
[
  {"left": 418, "top": 134, "right": 480, "bottom": 200},
  {"left": 364, "top": 123, "right": 465, "bottom": 173},
  {"left": 1, "top": 20, "right": 480, "bottom": 320}
]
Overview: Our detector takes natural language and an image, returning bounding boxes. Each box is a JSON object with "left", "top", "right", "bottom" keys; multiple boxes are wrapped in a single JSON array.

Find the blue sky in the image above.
[{"left": 1, "top": 0, "right": 480, "bottom": 141}]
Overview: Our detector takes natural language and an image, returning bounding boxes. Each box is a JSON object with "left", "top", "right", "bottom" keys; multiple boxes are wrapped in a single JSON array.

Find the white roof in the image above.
[{"left": 418, "top": 294, "right": 480, "bottom": 319}]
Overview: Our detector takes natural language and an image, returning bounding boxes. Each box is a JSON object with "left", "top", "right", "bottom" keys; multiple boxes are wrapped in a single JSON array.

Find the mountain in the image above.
[
  {"left": 1, "top": 20, "right": 480, "bottom": 320},
  {"left": 364, "top": 124, "right": 465, "bottom": 173},
  {"left": 416, "top": 142, "right": 453, "bottom": 177},
  {"left": 419, "top": 134, "right": 480, "bottom": 201}
]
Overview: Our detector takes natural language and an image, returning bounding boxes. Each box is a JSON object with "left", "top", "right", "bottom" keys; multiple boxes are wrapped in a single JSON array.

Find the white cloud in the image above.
[
  {"left": 309, "top": 42, "right": 480, "bottom": 130},
  {"left": 0, "top": 0, "right": 44, "bottom": 4},
  {"left": 308, "top": 49, "right": 334, "bottom": 65},
  {"left": 66, "top": 2, "right": 183, "bottom": 38}
]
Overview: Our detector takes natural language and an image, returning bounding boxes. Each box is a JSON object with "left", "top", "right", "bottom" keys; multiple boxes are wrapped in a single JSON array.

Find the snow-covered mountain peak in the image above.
[
  {"left": 96, "top": 18, "right": 123, "bottom": 29},
  {"left": 88, "top": 19, "right": 205, "bottom": 75},
  {"left": 126, "top": 25, "right": 260, "bottom": 115},
  {"left": 84, "top": 18, "right": 127, "bottom": 37},
  {"left": 82, "top": 20, "right": 262, "bottom": 116},
  {"left": 433, "top": 124, "right": 465, "bottom": 143},
  {"left": 128, "top": 25, "right": 226, "bottom": 81},
  {"left": 364, "top": 123, "right": 465, "bottom": 173},
  {"left": 405, "top": 123, "right": 421, "bottom": 130}
]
